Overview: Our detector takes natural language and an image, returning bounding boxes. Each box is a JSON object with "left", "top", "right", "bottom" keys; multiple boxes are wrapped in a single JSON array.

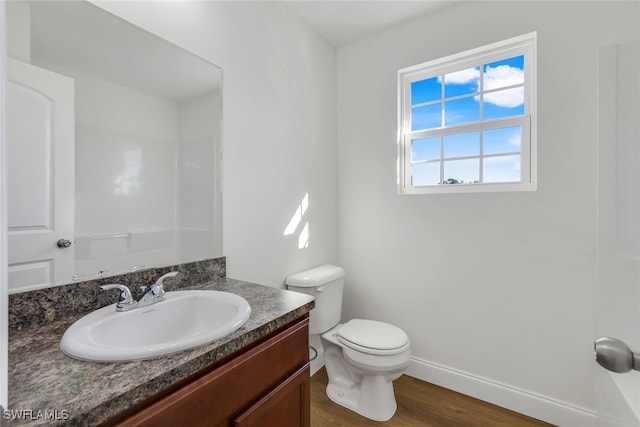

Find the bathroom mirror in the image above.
[{"left": 6, "top": 0, "right": 222, "bottom": 293}]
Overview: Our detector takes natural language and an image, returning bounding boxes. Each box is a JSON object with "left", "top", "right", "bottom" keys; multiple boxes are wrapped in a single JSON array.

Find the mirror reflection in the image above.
[{"left": 6, "top": 1, "right": 222, "bottom": 293}]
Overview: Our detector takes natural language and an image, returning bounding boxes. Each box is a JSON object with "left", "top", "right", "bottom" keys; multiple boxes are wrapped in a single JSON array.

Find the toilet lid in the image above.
[{"left": 337, "top": 319, "right": 409, "bottom": 353}]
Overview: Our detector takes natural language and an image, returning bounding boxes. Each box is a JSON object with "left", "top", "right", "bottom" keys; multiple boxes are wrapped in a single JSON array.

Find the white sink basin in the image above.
[{"left": 60, "top": 290, "right": 251, "bottom": 362}]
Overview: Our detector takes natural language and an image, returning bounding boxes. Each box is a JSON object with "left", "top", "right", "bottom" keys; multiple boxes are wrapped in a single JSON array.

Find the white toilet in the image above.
[{"left": 285, "top": 264, "right": 411, "bottom": 421}]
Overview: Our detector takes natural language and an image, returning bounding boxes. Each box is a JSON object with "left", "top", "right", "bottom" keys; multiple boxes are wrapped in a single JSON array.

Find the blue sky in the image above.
[{"left": 409, "top": 55, "right": 524, "bottom": 185}]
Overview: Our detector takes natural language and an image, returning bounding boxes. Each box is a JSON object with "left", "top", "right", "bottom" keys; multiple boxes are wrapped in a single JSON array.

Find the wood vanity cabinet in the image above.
[{"left": 109, "top": 316, "right": 310, "bottom": 427}]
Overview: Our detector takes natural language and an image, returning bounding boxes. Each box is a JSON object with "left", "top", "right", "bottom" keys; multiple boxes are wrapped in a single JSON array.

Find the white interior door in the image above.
[
  {"left": 6, "top": 58, "right": 74, "bottom": 293},
  {"left": 595, "top": 39, "right": 640, "bottom": 427}
]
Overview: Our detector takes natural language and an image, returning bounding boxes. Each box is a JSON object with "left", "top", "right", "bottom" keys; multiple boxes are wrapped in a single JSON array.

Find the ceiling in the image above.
[
  {"left": 28, "top": 1, "right": 221, "bottom": 102},
  {"left": 283, "top": 1, "right": 456, "bottom": 47},
  {"left": 25, "top": 0, "right": 454, "bottom": 99}
]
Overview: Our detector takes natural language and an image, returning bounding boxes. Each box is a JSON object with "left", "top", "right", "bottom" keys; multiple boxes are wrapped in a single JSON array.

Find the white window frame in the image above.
[{"left": 397, "top": 32, "right": 537, "bottom": 194}]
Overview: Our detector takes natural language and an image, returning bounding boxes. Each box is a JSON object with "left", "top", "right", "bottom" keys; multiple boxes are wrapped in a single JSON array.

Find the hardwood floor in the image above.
[{"left": 310, "top": 368, "right": 554, "bottom": 427}]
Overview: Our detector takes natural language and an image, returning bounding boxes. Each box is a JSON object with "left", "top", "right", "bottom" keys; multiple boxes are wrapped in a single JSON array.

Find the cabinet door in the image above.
[
  {"left": 234, "top": 365, "right": 310, "bottom": 427},
  {"left": 114, "top": 317, "right": 309, "bottom": 427}
]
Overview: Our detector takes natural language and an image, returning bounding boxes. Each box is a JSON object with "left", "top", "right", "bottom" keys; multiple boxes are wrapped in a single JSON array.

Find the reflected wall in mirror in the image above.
[{"left": 6, "top": 0, "right": 222, "bottom": 293}]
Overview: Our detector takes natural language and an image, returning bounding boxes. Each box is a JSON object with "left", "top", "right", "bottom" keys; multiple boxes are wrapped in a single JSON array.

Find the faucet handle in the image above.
[
  {"left": 153, "top": 272, "right": 179, "bottom": 294},
  {"left": 137, "top": 272, "right": 180, "bottom": 308},
  {"left": 101, "top": 284, "right": 136, "bottom": 310},
  {"left": 155, "top": 271, "right": 178, "bottom": 285}
]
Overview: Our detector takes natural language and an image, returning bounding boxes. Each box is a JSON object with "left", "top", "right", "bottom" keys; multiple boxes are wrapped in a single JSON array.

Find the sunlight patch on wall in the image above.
[
  {"left": 284, "top": 192, "right": 308, "bottom": 236},
  {"left": 298, "top": 222, "right": 309, "bottom": 249},
  {"left": 283, "top": 193, "right": 310, "bottom": 249}
]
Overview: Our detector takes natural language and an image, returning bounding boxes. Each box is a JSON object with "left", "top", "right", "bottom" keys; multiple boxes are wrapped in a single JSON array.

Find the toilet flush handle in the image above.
[{"left": 316, "top": 287, "right": 324, "bottom": 292}]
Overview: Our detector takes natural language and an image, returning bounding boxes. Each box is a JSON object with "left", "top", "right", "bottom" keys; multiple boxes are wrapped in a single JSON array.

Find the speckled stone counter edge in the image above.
[{"left": 9, "top": 257, "right": 226, "bottom": 330}]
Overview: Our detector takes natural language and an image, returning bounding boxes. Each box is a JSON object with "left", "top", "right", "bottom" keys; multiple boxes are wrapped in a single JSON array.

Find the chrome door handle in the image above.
[
  {"left": 56, "top": 238, "right": 72, "bottom": 248},
  {"left": 594, "top": 337, "right": 640, "bottom": 373}
]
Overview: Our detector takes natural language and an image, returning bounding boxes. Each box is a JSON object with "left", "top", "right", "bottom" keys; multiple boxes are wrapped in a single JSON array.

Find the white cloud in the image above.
[
  {"left": 484, "top": 65, "right": 524, "bottom": 90},
  {"left": 482, "top": 65, "right": 524, "bottom": 108},
  {"left": 436, "top": 64, "right": 525, "bottom": 109},
  {"left": 441, "top": 67, "right": 479, "bottom": 85},
  {"left": 484, "top": 87, "right": 524, "bottom": 108}
]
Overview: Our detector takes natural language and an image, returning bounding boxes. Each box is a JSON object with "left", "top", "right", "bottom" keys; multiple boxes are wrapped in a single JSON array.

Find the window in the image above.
[{"left": 397, "top": 33, "right": 536, "bottom": 194}]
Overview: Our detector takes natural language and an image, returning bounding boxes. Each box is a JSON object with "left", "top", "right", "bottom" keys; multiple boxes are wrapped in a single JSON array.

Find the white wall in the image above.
[
  {"left": 92, "top": 1, "right": 338, "bottom": 287},
  {"left": 336, "top": 1, "right": 638, "bottom": 425}
]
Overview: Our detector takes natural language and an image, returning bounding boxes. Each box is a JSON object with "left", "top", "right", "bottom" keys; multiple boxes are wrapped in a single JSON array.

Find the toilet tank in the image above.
[{"left": 285, "top": 264, "right": 345, "bottom": 335}]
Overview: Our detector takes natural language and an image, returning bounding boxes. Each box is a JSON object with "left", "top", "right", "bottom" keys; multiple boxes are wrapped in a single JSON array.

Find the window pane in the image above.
[
  {"left": 483, "top": 87, "right": 524, "bottom": 119},
  {"left": 483, "top": 126, "right": 521, "bottom": 154},
  {"left": 443, "top": 132, "right": 479, "bottom": 158},
  {"left": 443, "top": 158, "right": 479, "bottom": 184},
  {"left": 412, "top": 137, "right": 440, "bottom": 162},
  {"left": 412, "top": 103, "right": 441, "bottom": 130},
  {"left": 411, "top": 77, "right": 440, "bottom": 105},
  {"left": 444, "top": 96, "right": 479, "bottom": 126},
  {"left": 483, "top": 55, "right": 524, "bottom": 91},
  {"left": 399, "top": 34, "right": 535, "bottom": 194},
  {"left": 483, "top": 155, "right": 521, "bottom": 183},
  {"left": 412, "top": 162, "right": 440, "bottom": 186},
  {"left": 444, "top": 67, "right": 479, "bottom": 98}
]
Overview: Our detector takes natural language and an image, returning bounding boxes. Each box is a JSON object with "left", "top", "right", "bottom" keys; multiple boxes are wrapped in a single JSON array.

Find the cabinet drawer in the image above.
[
  {"left": 116, "top": 317, "right": 309, "bottom": 427},
  {"left": 234, "top": 364, "right": 310, "bottom": 427}
]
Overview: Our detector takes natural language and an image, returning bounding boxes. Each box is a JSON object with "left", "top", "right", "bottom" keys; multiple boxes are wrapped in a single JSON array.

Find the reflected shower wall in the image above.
[
  {"left": 66, "top": 68, "right": 220, "bottom": 278},
  {"left": 178, "top": 91, "right": 222, "bottom": 262}
]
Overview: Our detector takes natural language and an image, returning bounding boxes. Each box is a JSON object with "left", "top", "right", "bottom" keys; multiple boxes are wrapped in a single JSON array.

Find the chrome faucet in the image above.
[
  {"left": 137, "top": 272, "right": 178, "bottom": 307},
  {"left": 100, "top": 284, "right": 137, "bottom": 311},
  {"left": 101, "top": 272, "right": 179, "bottom": 312}
]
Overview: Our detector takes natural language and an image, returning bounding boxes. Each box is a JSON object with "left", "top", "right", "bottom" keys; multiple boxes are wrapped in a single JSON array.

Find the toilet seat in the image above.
[{"left": 337, "top": 319, "right": 409, "bottom": 356}]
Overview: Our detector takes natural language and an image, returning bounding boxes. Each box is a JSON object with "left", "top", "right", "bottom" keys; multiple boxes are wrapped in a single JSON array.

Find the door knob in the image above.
[
  {"left": 56, "top": 238, "right": 72, "bottom": 248},
  {"left": 594, "top": 337, "right": 640, "bottom": 373}
]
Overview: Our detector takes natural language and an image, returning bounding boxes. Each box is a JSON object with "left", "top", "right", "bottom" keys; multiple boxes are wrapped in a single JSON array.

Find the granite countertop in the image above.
[{"left": 7, "top": 278, "right": 314, "bottom": 426}]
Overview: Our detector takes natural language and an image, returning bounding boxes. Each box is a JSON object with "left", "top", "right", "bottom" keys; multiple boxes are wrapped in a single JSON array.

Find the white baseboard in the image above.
[{"left": 405, "top": 356, "right": 598, "bottom": 427}]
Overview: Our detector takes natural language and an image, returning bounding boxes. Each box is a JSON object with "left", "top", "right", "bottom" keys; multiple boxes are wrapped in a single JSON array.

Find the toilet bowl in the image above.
[
  {"left": 285, "top": 265, "right": 411, "bottom": 421},
  {"left": 322, "top": 319, "right": 411, "bottom": 421}
]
